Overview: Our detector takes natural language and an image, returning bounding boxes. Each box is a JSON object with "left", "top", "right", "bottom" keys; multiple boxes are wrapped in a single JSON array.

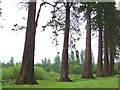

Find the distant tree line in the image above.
[{"left": 1, "top": 51, "right": 119, "bottom": 75}]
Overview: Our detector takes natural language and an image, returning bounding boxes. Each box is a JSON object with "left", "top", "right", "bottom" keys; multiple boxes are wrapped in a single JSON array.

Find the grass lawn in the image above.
[{"left": 1, "top": 74, "right": 119, "bottom": 88}]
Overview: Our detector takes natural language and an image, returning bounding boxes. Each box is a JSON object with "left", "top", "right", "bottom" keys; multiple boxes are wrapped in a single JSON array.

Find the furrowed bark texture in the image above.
[
  {"left": 58, "top": 2, "right": 72, "bottom": 82},
  {"left": 15, "top": 2, "right": 37, "bottom": 84},
  {"left": 82, "top": 10, "right": 94, "bottom": 78}
]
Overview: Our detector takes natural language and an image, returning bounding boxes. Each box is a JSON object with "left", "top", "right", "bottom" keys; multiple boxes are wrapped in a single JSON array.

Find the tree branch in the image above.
[{"left": 35, "top": 2, "right": 58, "bottom": 28}]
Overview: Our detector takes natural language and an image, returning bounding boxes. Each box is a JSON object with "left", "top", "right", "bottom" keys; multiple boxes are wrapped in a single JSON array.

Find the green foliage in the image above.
[
  {"left": 41, "top": 58, "right": 52, "bottom": 72},
  {"left": 35, "top": 54, "right": 61, "bottom": 74},
  {"left": 2, "top": 65, "right": 20, "bottom": 80},
  {"left": 2, "top": 74, "right": 118, "bottom": 88},
  {"left": 69, "top": 64, "right": 82, "bottom": 74},
  {"left": 92, "top": 64, "right": 96, "bottom": 74},
  {"left": 68, "top": 49, "right": 96, "bottom": 74},
  {"left": 46, "top": 71, "right": 59, "bottom": 81},
  {"left": 52, "top": 54, "right": 61, "bottom": 73},
  {"left": 114, "top": 62, "right": 120, "bottom": 74},
  {"left": 68, "top": 50, "right": 81, "bottom": 74},
  {"left": 2, "top": 64, "right": 59, "bottom": 82},
  {"left": 34, "top": 66, "right": 48, "bottom": 80},
  {"left": 69, "top": 51, "right": 75, "bottom": 63}
]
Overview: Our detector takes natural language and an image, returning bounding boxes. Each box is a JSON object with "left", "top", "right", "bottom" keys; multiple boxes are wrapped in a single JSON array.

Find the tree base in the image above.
[
  {"left": 96, "top": 74, "right": 105, "bottom": 77},
  {"left": 58, "top": 77, "right": 73, "bottom": 82},
  {"left": 81, "top": 75, "right": 95, "bottom": 79}
]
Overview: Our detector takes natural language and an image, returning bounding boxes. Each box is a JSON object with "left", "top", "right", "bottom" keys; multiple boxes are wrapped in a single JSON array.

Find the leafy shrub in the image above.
[
  {"left": 69, "top": 64, "right": 82, "bottom": 74},
  {"left": 114, "top": 62, "right": 120, "bottom": 74},
  {"left": 2, "top": 64, "right": 60, "bottom": 81},
  {"left": 2, "top": 67, "right": 14, "bottom": 80},
  {"left": 2, "top": 65, "right": 51, "bottom": 81},
  {"left": 35, "top": 66, "right": 59, "bottom": 81},
  {"left": 47, "top": 71, "right": 59, "bottom": 81},
  {"left": 34, "top": 66, "right": 48, "bottom": 80},
  {"left": 12, "top": 64, "right": 21, "bottom": 79},
  {"left": 2, "top": 65, "right": 20, "bottom": 80}
]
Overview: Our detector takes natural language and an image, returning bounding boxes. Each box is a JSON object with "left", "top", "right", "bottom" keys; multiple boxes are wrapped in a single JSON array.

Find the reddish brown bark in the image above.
[
  {"left": 81, "top": 10, "right": 94, "bottom": 78},
  {"left": 96, "top": 25, "right": 104, "bottom": 77},
  {"left": 15, "top": 2, "right": 37, "bottom": 84},
  {"left": 58, "top": 2, "right": 72, "bottom": 82},
  {"left": 103, "top": 29, "right": 109, "bottom": 77}
]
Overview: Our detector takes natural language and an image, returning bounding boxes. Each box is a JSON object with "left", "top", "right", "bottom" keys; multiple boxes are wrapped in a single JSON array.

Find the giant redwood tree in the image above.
[
  {"left": 95, "top": 2, "right": 118, "bottom": 77},
  {"left": 103, "top": 3, "right": 110, "bottom": 76},
  {"left": 58, "top": 2, "right": 72, "bottom": 82},
  {"left": 100, "top": 2, "right": 118, "bottom": 77},
  {"left": 15, "top": 1, "right": 37, "bottom": 84},
  {"left": 106, "top": 3, "right": 119, "bottom": 76},
  {"left": 81, "top": 3, "right": 94, "bottom": 78},
  {"left": 96, "top": 2, "right": 104, "bottom": 77},
  {"left": 96, "top": 22, "right": 103, "bottom": 77},
  {"left": 42, "top": 1, "right": 80, "bottom": 82}
]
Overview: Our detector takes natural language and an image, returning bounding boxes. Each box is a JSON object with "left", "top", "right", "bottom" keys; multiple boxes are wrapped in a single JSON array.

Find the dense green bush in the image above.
[
  {"left": 2, "top": 67, "right": 13, "bottom": 80},
  {"left": 34, "top": 66, "right": 59, "bottom": 81},
  {"left": 114, "top": 62, "right": 120, "bottom": 74},
  {"left": 34, "top": 66, "right": 48, "bottom": 80},
  {"left": 2, "top": 65, "right": 59, "bottom": 81},
  {"left": 47, "top": 71, "right": 59, "bottom": 81},
  {"left": 69, "top": 64, "right": 82, "bottom": 74},
  {"left": 2, "top": 65, "right": 20, "bottom": 80}
]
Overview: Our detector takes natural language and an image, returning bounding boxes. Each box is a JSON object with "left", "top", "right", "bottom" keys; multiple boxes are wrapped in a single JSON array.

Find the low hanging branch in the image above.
[
  {"left": 35, "top": 2, "right": 59, "bottom": 27},
  {"left": 41, "top": 2, "right": 81, "bottom": 49},
  {"left": 12, "top": 1, "right": 57, "bottom": 31}
]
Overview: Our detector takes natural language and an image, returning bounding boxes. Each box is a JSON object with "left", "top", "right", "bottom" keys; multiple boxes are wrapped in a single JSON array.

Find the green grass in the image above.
[{"left": 2, "top": 74, "right": 119, "bottom": 88}]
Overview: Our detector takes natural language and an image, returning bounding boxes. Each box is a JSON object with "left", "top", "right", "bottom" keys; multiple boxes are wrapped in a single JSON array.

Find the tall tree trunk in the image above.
[
  {"left": 58, "top": 2, "right": 72, "bottom": 82},
  {"left": 96, "top": 25, "right": 104, "bottom": 77},
  {"left": 109, "top": 46, "right": 114, "bottom": 76},
  {"left": 15, "top": 1, "right": 37, "bottom": 84},
  {"left": 103, "top": 29, "right": 109, "bottom": 77},
  {"left": 81, "top": 10, "right": 94, "bottom": 78}
]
